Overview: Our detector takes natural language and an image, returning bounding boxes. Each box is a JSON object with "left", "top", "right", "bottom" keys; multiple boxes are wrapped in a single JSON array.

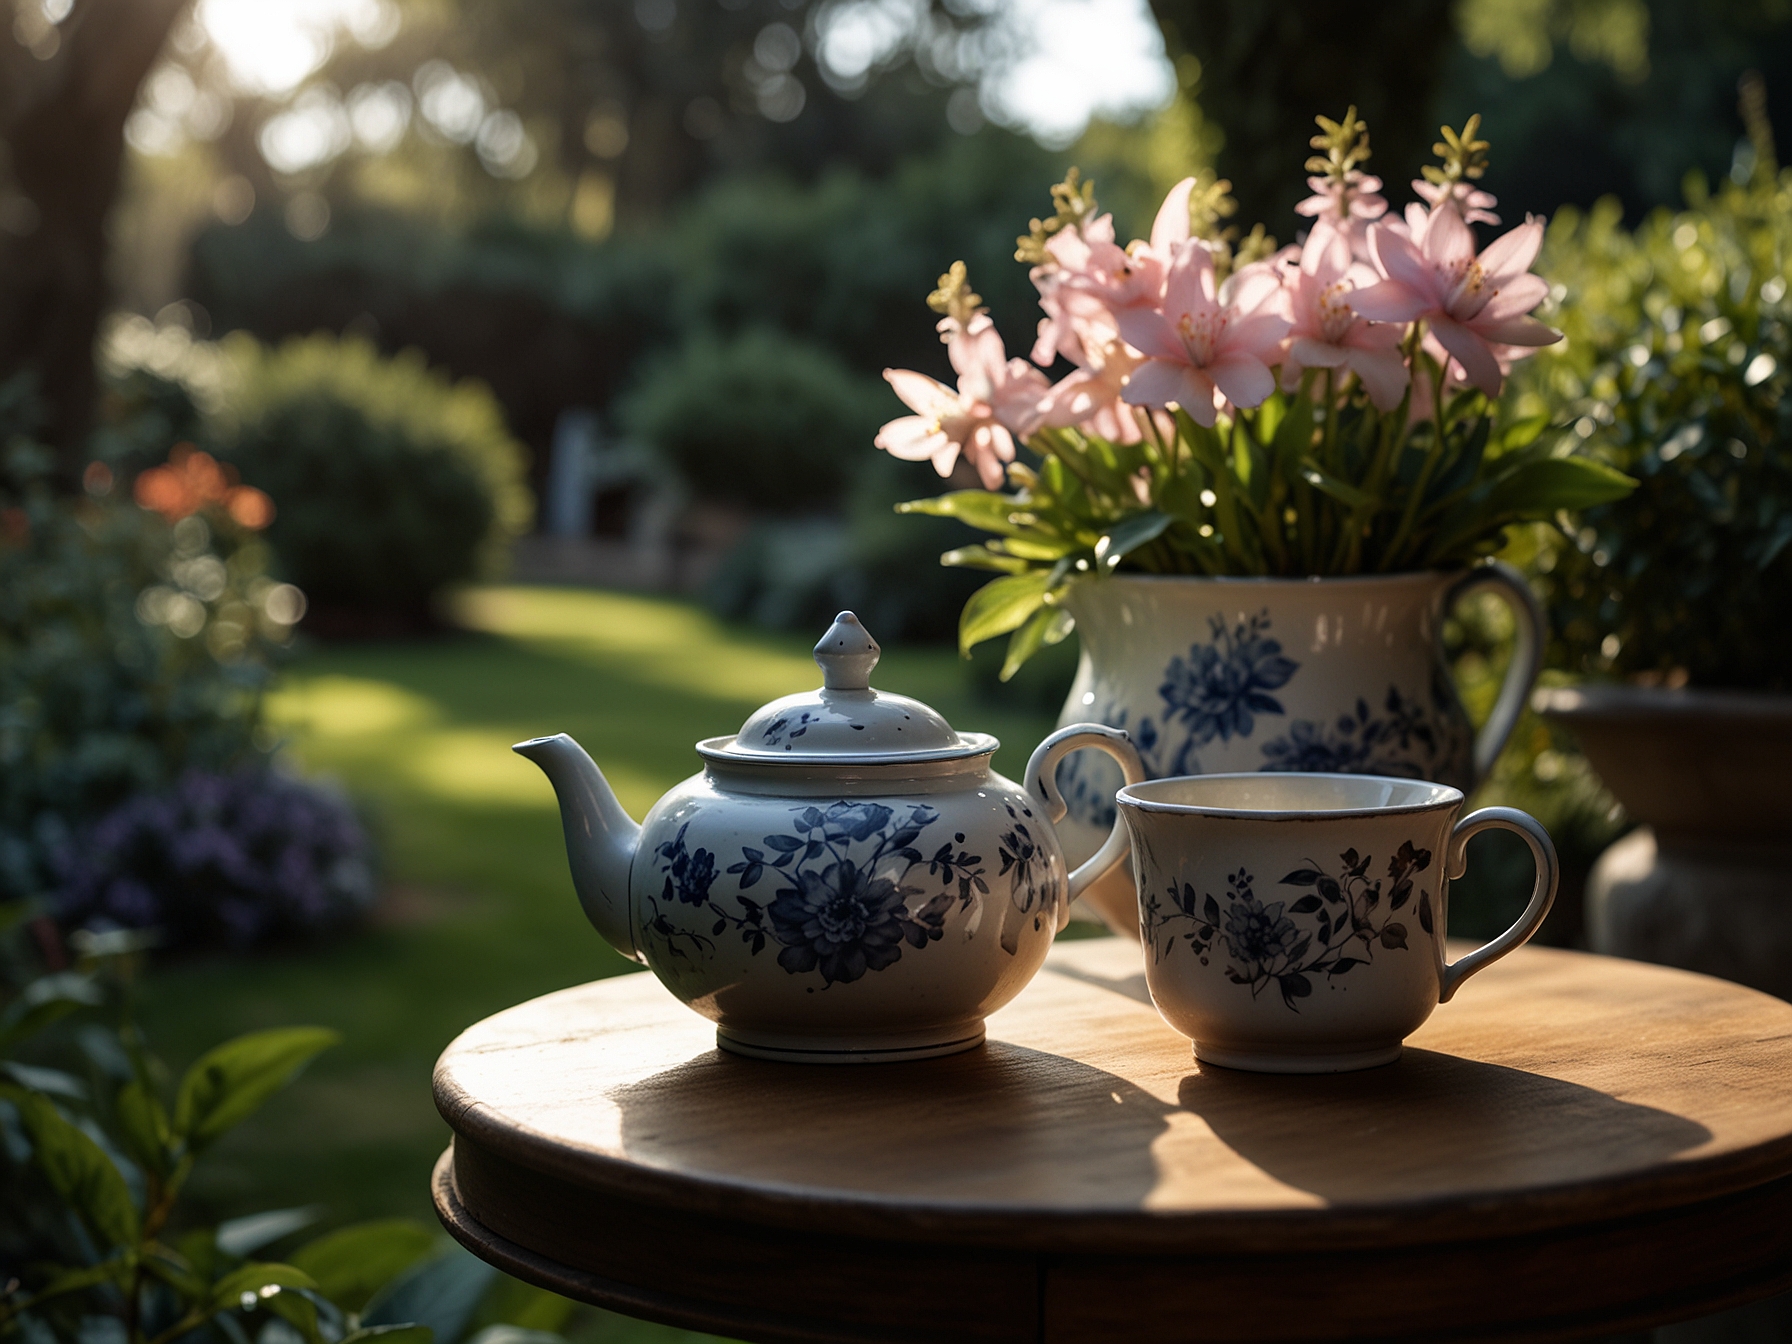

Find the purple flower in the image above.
[{"left": 52, "top": 768, "right": 375, "bottom": 950}]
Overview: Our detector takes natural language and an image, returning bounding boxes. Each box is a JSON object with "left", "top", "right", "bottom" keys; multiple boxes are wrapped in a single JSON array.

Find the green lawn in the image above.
[{"left": 130, "top": 586, "right": 1056, "bottom": 1336}]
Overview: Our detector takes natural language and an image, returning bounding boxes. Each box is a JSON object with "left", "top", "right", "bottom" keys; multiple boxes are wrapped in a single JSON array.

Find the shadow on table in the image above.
[
  {"left": 1176, "top": 1048, "right": 1713, "bottom": 1205},
  {"left": 608, "top": 1039, "right": 1179, "bottom": 1211}
]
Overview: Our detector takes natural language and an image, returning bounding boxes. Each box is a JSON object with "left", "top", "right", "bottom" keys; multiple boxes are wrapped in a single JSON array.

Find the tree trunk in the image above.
[
  {"left": 1146, "top": 0, "right": 1458, "bottom": 233},
  {"left": 0, "top": 0, "right": 191, "bottom": 480}
]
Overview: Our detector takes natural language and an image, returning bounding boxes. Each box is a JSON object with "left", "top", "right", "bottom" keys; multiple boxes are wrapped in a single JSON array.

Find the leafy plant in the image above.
[
  {"left": 204, "top": 334, "right": 532, "bottom": 620},
  {"left": 876, "top": 113, "right": 1635, "bottom": 677},
  {"left": 1513, "top": 115, "right": 1792, "bottom": 692},
  {"left": 620, "top": 327, "right": 886, "bottom": 512},
  {"left": 0, "top": 380, "right": 298, "bottom": 907},
  {"left": 0, "top": 911, "right": 571, "bottom": 1344}
]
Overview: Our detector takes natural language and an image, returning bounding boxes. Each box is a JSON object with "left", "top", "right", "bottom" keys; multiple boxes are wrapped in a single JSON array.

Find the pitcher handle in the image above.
[
  {"left": 1445, "top": 560, "right": 1545, "bottom": 784},
  {"left": 1439, "top": 807, "right": 1559, "bottom": 1002},
  {"left": 1025, "top": 724, "right": 1146, "bottom": 932}
]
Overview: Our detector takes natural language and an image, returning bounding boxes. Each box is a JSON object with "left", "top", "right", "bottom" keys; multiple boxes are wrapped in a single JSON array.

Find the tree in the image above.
[
  {"left": 1146, "top": 0, "right": 1458, "bottom": 231},
  {"left": 0, "top": 0, "right": 191, "bottom": 473}
]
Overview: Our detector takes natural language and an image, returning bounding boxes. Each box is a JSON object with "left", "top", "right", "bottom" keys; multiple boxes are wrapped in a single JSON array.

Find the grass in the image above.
[{"left": 129, "top": 586, "right": 1056, "bottom": 1337}]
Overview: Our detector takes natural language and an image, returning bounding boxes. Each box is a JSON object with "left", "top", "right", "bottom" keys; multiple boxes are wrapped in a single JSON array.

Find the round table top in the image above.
[{"left": 433, "top": 938, "right": 1792, "bottom": 1343}]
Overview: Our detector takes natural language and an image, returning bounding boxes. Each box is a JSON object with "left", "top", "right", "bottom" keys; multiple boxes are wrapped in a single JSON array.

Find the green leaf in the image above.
[
  {"left": 957, "top": 571, "right": 1054, "bottom": 657},
  {"left": 0, "top": 1062, "right": 86, "bottom": 1102},
  {"left": 463, "top": 1329, "right": 565, "bottom": 1344},
  {"left": 1492, "top": 413, "right": 1550, "bottom": 453},
  {"left": 216, "top": 1206, "right": 323, "bottom": 1259},
  {"left": 362, "top": 1248, "right": 499, "bottom": 1344},
  {"left": 114, "top": 1081, "right": 171, "bottom": 1177},
  {"left": 289, "top": 1220, "right": 438, "bottom": 1313},
  {"left": 260, "top": 1281, "right": 326, "bottom": 1344},
  {"left": 999, "top": 605, "right": 1075, "bottom": 682},
  {"left": 5, "top": 1087, "right": 140, "bottom": 1247},
  {"left": 997, "top": 534, "right": 1077, "bottom": 561},
  {"left": 1426, "top": 457, "right": 1638, "bottom": 562},
  {"left": 895, "top": 491, "right": 1032, "bottom": 538},
  {"left": 1483, "top": 456, "right": 1637, "bottom": 514},
  {"left": 0, "top": 972, "right": 102, "bottom": 1050},
  {"left": 1270, "top": 393, "right": 1317, "bottom": 467},
  {"left": 937, "top": 545, "right": 1029, "bottom": 574},
  {"left": 1296, "top": 459, "right": 1373, "bottom": 510},
  {"left": 1094, "top": 511, "right": 1174, "bottom": 570},
  {"left": 174, "top": 1028, "right": 340, "bottom": 1151},
  {"left": 209, "top": 1262, "right": 319, "bottom": 1313},
  {"left": 340, "top": 1327, "right": 434, "bottom": 1344},
  {"left": 142, "top": 1246, "right": 209, "bottom": 1303},
  {"left": 30, "top": 1259, "right": 133, "bottom": 1307}
]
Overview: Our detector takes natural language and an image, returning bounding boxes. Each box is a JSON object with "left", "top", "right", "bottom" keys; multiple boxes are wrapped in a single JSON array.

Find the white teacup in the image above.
[{"left": 1116, "top": 773, "right": 1558, "bottom": 1074}]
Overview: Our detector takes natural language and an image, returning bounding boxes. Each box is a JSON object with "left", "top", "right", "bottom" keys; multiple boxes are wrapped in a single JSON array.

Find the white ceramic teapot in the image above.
[{"left": 515, "top": 612, "right": 1144, "bottom": 1063}]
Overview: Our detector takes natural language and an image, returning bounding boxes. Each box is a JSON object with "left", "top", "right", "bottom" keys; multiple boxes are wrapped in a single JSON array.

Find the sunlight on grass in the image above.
[
  {"left": 274, "top": 675, "right": 441, "bottom": 737},
  {"left": 454, "top": 587, "right": 818, "bottom": 705}
]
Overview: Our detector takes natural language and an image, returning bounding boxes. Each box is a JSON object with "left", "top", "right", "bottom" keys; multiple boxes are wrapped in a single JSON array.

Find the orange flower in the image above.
[{"left": 133, "top": 444, "right": 275, "bottom": 530}]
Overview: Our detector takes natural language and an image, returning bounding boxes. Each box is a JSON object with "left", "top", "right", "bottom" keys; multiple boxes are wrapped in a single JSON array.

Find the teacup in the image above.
[{"left": 1116, "top": 772, "right": 1558, "bottom": 1073}]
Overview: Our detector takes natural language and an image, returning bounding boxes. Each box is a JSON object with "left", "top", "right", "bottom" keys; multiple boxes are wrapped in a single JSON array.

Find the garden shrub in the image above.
[
  {"left": 1517, "top": 169, "right": 1792, "bottom": 691},
  {"left": 0, "top": 379, "right": 287, "bottom": 907},
  {"left": 0, "top": 376, "right": 379, "bottom": 952},
  {"left": 619, "top": 327, "right": 886, "bottom": 511},
  {"left": 211, "top": 334, "right": 532, "bottom": 618}
]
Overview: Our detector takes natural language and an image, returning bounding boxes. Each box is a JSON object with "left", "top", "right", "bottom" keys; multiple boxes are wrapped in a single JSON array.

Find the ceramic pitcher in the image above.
[{"left": 1051, "top": 566, "right": 1543, "bottom": 932}]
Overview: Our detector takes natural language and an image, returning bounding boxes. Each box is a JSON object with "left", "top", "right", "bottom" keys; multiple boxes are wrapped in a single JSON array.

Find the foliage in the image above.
[
  {"left": 1146, "top": 0, "right": 1460, "bottom": 227},
  {"left": 208, "top": 335, "right": 532, "bottom": 616},
  {"left": 1515, "top": 156, "right": 1792, "bottom": 690},
  {"left": 1439, "top": 0, "right": 1792, "bottom": 223},
  {"left": 0, "top": 918, "right": 574, "bottom": 1344},
  {"left": 52, "top": 770, "right": 376, "bottom": 951},
  {"left": 0, "top": 378, "right": 297, "bottom": 907},
  {"left": 882, "top": 117, "right": 1634, "bottom": 677},
  {"left": 620, "top": 329, "right": 884, "bottom": 511}
]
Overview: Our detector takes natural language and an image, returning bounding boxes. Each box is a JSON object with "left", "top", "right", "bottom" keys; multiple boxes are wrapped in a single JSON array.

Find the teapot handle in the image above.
[{"left": 1025, "top": 724, "right": 1147, "bottom": 932}]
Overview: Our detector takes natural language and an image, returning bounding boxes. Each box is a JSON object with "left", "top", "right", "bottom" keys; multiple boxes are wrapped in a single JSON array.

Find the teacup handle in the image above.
[
  {"left": 1439, "top": 807, "right": 1560, "bottom": 1002},
  {"left": 1444, "top": 561, "right": 1545, "bottom": 784},
  {"left": 1025, "top": 724, "right": 1146, "bottom": 932}
]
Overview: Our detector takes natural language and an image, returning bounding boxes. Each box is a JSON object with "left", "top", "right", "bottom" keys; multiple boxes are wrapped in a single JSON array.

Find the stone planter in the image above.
[{"left": 1536, "top": 683, "right": 1792, "bottom": 1000}]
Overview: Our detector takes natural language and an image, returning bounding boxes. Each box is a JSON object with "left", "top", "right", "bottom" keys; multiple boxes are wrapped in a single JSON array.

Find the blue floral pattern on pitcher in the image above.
[{"left": 1057, "top": 610, "right": 1457, "bottom": 829}]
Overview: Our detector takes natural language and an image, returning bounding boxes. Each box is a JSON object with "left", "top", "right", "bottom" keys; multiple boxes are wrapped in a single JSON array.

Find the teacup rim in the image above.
[{"left": 1116, "top": 771, "right": 1465, "bottom": 821}]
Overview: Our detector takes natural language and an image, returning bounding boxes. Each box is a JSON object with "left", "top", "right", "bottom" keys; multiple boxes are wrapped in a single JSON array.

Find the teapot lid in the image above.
[{"left": 700, "top": 612, "right": 994, "bottom": 766}]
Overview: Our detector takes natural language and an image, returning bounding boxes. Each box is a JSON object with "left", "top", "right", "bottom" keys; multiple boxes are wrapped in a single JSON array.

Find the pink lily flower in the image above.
[
  {"left": 1115, "top": 239, "right": 1291, "bottom": 426},
  {"left": 1413, "top": 178, "right": 1500, "bottom": 226},
  {"left": 1353, "top": 207, "right": 1558, "bottom": 397},
  {"left": 1045, "top": 176, "right": 1199, "bottom": 351},
  {"left": 1294, "top": 170, "right": 1387, "bottom": 261},
  {"left": 876, "top": 317, "right": 1049, "bottom": 488},
  {"left": 1036, "top": 337, "right": 1147, "bottom": 444},
  {"left": 1276, "top": 223, "right": 1409, "bottom": 411}
]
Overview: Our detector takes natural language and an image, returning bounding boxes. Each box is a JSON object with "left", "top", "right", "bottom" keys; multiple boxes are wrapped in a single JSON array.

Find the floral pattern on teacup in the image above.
[{"left": 1143, "top": 841, "right": 1435, "bottom": 1011}]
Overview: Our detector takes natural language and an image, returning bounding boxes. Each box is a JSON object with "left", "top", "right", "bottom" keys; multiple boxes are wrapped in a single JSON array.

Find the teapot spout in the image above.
[{"left": 513, "top": 733, "right": 643, "bottom": 964}]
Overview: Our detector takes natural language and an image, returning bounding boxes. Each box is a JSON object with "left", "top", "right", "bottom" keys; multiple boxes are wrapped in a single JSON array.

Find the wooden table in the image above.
[{"left": 432, "top": 939, "right": 1792, "bottom": 1343}]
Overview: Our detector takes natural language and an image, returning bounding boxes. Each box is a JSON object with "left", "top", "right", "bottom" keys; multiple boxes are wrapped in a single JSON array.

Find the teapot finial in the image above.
[{"left": 815, "top": 611, "right": 880, "bottom": 691}]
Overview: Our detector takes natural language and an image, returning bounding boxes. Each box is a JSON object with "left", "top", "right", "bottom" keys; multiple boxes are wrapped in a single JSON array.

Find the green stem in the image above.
[{"left": 1381, "top": 354, "right": 1449, "bottom": 571}]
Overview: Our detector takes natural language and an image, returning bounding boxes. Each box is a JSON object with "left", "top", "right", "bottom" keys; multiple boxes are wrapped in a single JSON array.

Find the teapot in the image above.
[{"left": 515, "top": 611, "right": 1144, "bottom": 1063}]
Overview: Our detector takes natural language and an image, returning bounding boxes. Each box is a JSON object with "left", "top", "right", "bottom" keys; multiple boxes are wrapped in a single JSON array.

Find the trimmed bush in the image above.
[
  {"left": 213, "top": 333, "right": 532, "bottom": 616},
  {"left": 618, "top": 328, "right": 889, "bottom": 512}
]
